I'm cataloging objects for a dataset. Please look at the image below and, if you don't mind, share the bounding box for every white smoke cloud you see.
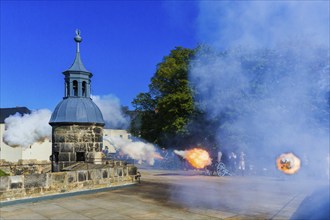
[91,94,130,129]
[108,136,159,165]
[3,95,131,149]
[197,1,329,49]
[3,109,52,148]
[173,2,329,215]
[191,1,329,176]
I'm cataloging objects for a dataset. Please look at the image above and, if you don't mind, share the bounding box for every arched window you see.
[82,81,86,97]
[73,80,78,96]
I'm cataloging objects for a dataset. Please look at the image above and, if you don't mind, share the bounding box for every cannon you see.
[216,162,232,176]
[205,161,231,176]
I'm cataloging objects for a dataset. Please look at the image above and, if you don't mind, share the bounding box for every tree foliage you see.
[130,47,196,147]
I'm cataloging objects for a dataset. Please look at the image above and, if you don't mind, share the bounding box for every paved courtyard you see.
[0,168,328,219]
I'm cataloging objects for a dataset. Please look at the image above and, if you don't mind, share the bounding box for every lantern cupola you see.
[63,29,92,98]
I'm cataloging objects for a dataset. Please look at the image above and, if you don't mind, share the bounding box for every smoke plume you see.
[91,94,130,129]
[107,136,160,165]
[191,1,329,176]
[197,1,329,49]
[169,1,329,215]
[3,109,52,148]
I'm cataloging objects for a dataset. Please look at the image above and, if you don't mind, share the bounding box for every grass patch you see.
[0,169,9,176]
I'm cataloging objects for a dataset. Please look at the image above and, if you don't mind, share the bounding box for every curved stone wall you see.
[52,124,103,171]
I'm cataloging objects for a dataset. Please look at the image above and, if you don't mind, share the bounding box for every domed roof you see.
[49,97,104,125]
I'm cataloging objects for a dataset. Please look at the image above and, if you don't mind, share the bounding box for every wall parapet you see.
[0,160,51,176]
[0,165,138,202]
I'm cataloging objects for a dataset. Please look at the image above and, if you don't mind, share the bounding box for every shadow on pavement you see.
[291,185,329,220]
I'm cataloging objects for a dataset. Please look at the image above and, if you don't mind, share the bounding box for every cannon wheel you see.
[216,162,231,176]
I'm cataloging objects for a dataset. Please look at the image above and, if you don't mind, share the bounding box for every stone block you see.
[113,168,118,177]
[51,172,66,184]
[69,152,76,162]
[25,187,42,196]
[66,133,78,142]
[109,168,114,178]
[67,182,80,191]
[10,182,22,189]
[93,127,102,134]
[86,144,93,152]
[78,171,86,182]
[67,172,77,183]
[0,191,5,200]
[118,168,123,177]
[95,143,102,152]
[82,134,93,142]
[89,169,102,180]
[9,176,23,189]
[88,152,102,164]
[43,186,55,194]
[55,126,62,131]
[24,173,47,188]
[60,143,74,152]
[55,135,65,143]
[58,152,70,161]
[77,125,89,131]
[102,170,108,179]
[74,143,87,152]
[67,176,74,183]
[0,176,9,190]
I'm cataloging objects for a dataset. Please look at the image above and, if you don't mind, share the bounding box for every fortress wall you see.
[0,164,138,202]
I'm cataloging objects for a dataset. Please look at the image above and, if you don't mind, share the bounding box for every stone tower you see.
[49,30,105,172]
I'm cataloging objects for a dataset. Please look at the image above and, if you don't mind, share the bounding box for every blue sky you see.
[1,1,328,112]
[1,1,198,110]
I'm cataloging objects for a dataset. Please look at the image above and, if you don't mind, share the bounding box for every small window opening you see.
[82,81,86,97]
[73,80,78,96]
[76,152,85,162]
[66,82,70,96]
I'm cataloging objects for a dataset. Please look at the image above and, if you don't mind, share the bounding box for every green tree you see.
[131,47,196,147]
[131,93,160,143]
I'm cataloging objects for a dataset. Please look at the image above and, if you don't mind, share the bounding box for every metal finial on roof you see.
[74,29,82,43]
[65,29,89,73]
[74,29,82,53]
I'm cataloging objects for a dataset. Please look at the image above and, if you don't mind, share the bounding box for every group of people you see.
[205,150,247,176]
[153,147,249,175]
[103,144,329,180]
[227,151,247,175]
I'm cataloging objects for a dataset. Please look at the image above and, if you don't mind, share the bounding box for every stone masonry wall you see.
[52,124,103,170]
[0,165,137,202]
[0,160,51,176]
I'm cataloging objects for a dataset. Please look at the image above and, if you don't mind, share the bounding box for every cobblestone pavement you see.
[0,168,328,219]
